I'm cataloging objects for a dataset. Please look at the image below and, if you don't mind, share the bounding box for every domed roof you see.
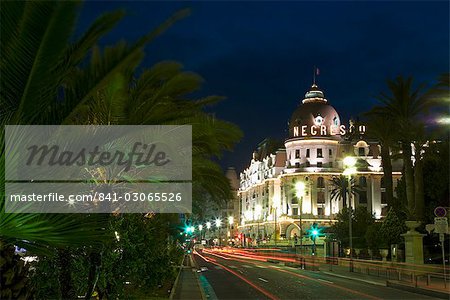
[288,84,341,139]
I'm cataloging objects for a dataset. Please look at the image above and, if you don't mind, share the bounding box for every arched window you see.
[359,176,367,187]
[317,177,325,188]
[380,177,385,188]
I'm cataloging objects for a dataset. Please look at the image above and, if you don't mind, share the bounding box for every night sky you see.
[79,1,449,172]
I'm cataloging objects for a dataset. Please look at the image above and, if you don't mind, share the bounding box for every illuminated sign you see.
[292,124,366,137]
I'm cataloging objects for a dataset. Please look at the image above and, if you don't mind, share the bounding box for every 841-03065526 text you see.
[9,192,184,203]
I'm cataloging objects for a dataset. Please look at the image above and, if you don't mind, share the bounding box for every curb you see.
[321,271,386,287]
[169,255,186,300]
[387,281,450,299]
[190,253,208,300]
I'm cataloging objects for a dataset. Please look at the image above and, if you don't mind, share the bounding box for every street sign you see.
[434,217,449,234]
[434,207,447,217]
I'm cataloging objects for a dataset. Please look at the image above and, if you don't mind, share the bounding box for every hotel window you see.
[329,162,333,168]
[359,191,367,204]
[293,208,299,215]
[317,162,323,168]
[329,149,333,156]
[295,149,300,158]
[306,161,310,167]
[291,196,298,204]
[317,148,323,158]
[317,177,325,188]
[358,147,365,156]
[317,207,324,216]
[381,191,387,204]
[317,191,325,203]
[295,162,300,168]
[380,177,385,188]
[306,149,310,158]
[359,176,367,187]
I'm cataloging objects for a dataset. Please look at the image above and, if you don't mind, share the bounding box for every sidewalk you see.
[171,254,205,300]
[318,263,387,286]
[317,261,450,299]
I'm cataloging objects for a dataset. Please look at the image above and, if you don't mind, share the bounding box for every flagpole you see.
[313,65,316,85]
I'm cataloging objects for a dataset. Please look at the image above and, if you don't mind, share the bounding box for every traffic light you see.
[309,223,321,241]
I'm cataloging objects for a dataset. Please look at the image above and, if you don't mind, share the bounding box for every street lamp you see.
[295,181,306,247]
[206,222,211,229]
[343,156,357,272]
[199,224,203,239]
[228,216,234,246]
[215,218,222,246]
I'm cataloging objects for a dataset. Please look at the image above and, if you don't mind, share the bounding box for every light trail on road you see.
[194,249,280,300]
[201,248,383,300]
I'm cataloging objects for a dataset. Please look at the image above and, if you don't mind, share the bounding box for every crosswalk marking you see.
[242,265,253,269]
[229,265,238,269]
[214,266,223,270]
[255,265,267,268]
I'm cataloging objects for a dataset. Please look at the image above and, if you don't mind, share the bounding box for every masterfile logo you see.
[5,125,192,213]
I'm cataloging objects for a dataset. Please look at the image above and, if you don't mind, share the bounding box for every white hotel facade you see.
[237,84,403,244]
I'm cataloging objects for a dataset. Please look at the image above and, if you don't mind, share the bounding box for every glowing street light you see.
[244,210,252,221]
[190,226,195,233]
[199,224,203,231]
[206,222,211,230]
[215,218,222,228]
[343,156,357,168]
[295,181,305,197]
[228,216,234,225]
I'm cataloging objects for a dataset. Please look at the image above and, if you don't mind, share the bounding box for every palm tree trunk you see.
[84,251,102,300]
[57,248,76,299]
[414,152,425,221]
[402,142,415,219]
[380,144,394,207]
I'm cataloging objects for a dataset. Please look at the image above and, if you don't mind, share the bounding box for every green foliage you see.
[365,222,384,250]
[0,244,32,299]
[422,140,449,224]
[380,208,407,246]
[329,175,360,207]
[331,206,375,248]
[95,214,183,299]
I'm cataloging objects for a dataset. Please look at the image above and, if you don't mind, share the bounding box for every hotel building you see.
[237,83,403,245]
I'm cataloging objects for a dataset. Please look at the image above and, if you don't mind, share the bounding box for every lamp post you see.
[295,181,306,248]
[255,204,262,246]
[199,224,203,240]
[228,216,234,246]
[343,156,357,272]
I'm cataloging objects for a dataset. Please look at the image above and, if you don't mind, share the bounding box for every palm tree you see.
[329,175,359,208]
[363,112,398,208]
[1,2,190,297]
[371,76,435,219]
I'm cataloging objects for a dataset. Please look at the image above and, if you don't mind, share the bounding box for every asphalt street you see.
[193,249,439,300]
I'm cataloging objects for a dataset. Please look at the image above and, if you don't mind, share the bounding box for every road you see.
[192,248,438,300]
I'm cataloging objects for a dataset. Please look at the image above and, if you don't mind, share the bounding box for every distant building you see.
[237,83,403,245]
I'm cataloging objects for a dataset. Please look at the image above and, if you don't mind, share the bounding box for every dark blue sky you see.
[79,1,449,171]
